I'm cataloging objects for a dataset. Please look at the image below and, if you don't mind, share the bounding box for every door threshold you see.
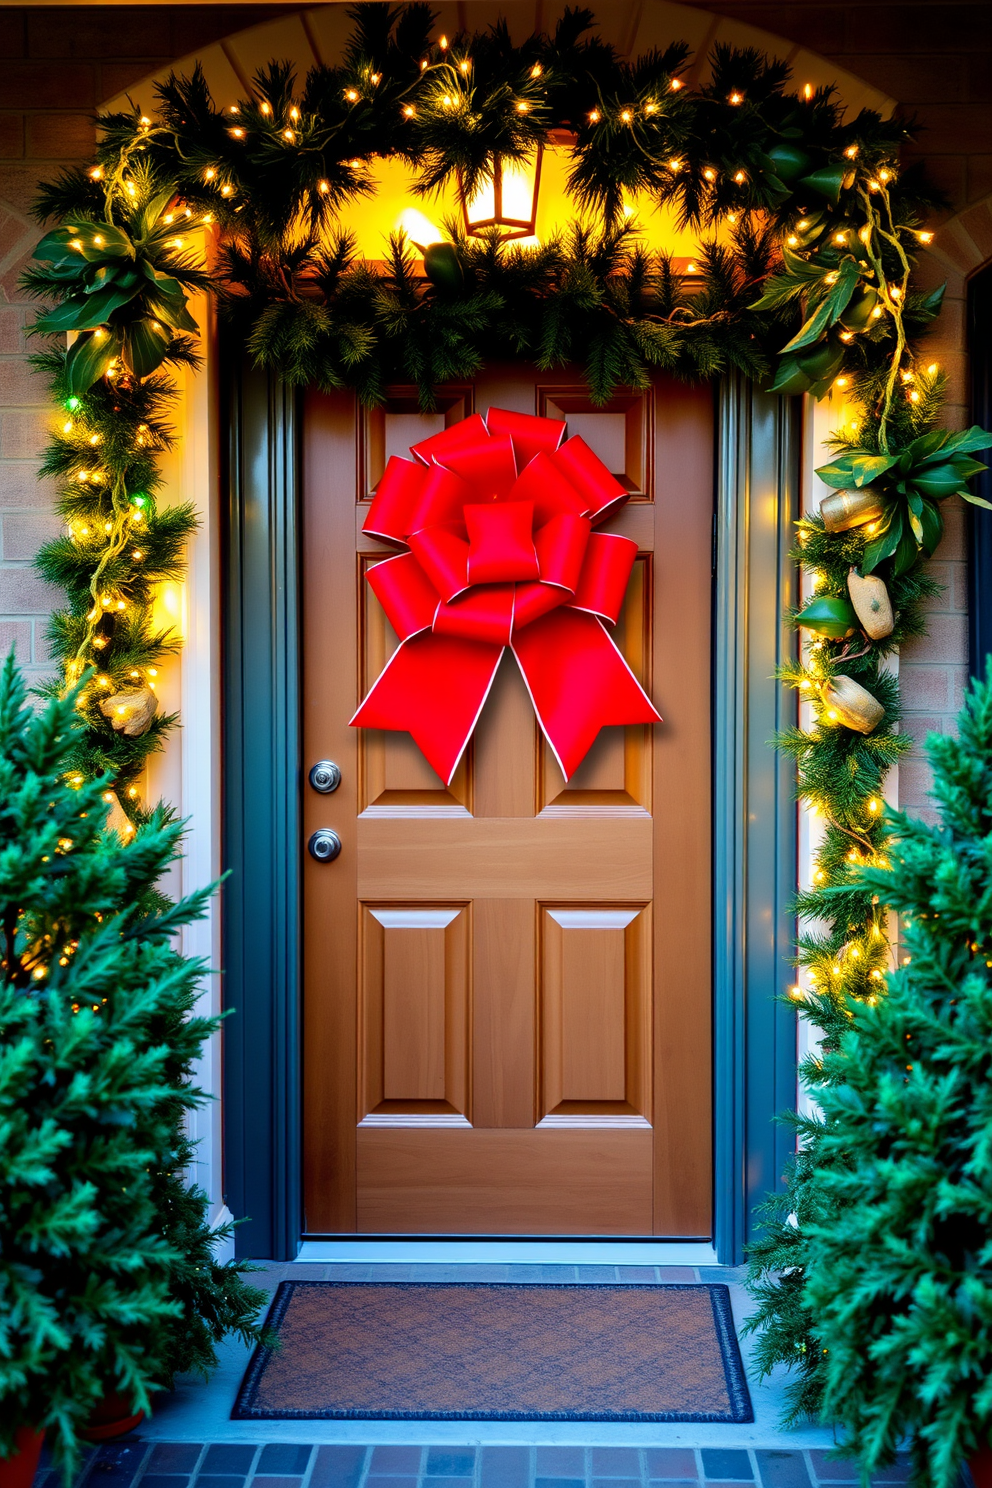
[295,1239,719,1265]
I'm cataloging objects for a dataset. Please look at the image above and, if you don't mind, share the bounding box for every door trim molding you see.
[221,360,798,1262]
[221,355,302,1260]
[713,375,800,1264]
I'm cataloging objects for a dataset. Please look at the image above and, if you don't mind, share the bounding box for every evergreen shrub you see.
[0,654,264,1467]
[797,666,992,1486]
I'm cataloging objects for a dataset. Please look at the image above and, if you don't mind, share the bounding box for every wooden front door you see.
[301,368,713,1236]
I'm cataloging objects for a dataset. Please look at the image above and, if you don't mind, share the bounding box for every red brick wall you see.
[1,2,989,819]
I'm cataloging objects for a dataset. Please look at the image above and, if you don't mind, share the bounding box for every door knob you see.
[309,760,341,793]
[308,829,342,862]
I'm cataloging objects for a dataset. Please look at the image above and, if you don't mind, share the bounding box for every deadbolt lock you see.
[309,760,341,794]
[308,829,342,863]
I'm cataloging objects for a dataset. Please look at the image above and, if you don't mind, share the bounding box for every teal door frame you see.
[220,359,799,1263]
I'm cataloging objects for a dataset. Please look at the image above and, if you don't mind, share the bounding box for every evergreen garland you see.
[0,657,266,1467]
[797,668,992,1487]
[15,1,992,1453]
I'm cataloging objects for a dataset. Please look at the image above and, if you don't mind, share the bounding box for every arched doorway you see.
[102,1,894,1261]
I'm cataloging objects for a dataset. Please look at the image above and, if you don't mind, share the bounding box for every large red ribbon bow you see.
[351,407,661,782]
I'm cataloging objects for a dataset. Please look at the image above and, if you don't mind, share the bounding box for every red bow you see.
[351,407,661,782]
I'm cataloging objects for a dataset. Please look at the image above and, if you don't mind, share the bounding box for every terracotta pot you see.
[969,1448,992,1488]
[0,1428,44,1488]
[80,1394,144,1443]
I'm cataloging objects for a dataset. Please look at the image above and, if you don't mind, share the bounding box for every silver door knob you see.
[309,760,341,793]
[308,829,342,862]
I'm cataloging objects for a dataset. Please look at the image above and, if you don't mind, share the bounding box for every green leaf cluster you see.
[816,425,992,576]
[0,657,266,1468]
[798,668,992,1487]
[24,183,208,394]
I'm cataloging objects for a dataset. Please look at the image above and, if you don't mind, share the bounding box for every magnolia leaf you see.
[35,280,140,334]
[795,595,857,638]
[952,456,990,480]
[915,284,945,320]
[913,462,967,498]
[138,189,176,239]
[65,328,122,395]
[906,430,949,463]
[123,318,171,378]
[908,509,924,545]
[939,425,992,456]
[848,453,897,487]
[815,457,857,489]
[781,242,827,280]
[769,357,811,395]
[798,162,846,203]
[861,512,901,574]
[891,521,922,577]
[143,291,198,334]
[34,223,132,266]
[919,500,944,552]
[907,488,924,517]
[781,261,859,355]
[959,489,992,510]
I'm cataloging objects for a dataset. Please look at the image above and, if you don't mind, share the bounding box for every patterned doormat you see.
[233,1282,753,1423]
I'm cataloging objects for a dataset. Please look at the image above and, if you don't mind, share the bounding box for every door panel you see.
[302,368,713,1236]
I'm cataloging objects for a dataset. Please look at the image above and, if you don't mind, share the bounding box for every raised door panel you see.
[540,906,651,1122]
[360,905,470,1124]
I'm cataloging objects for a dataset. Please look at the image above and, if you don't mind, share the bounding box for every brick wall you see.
[0,5,283,683]
[1,1,989,819]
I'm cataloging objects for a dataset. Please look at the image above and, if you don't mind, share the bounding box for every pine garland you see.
[14,2,992,1454]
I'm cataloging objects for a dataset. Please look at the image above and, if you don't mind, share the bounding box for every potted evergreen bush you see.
[0,655,265,1479]
[799,665,992,1488]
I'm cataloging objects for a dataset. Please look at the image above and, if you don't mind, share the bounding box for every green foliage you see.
[27,5,940,411]
[797,668,992,1487]
[0,656,265,1467]
[30,342,197,809]
[816,417,992,576]
[226,216,779,408]
[24,177,208,393]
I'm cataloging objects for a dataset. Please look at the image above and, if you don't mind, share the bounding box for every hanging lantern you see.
[462,152,542,240]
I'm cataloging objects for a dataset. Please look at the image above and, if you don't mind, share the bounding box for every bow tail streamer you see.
[511,608,662,780]
[350,631,503,784]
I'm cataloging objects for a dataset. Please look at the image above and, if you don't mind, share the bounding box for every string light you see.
[588,110,600,124]
[670,78,683,90]
[803,83,813,99]
[729,91,743,104]
[917,230,934,244]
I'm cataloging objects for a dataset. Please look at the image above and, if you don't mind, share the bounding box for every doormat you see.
[233,1281,753,1423]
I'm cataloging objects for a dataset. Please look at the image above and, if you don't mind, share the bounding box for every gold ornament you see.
[847,567,894,639]
[99,684,157,737]
[819,487,885,533]
[822,674,885,734]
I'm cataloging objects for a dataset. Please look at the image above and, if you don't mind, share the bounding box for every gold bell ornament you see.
[819,487,885,533]
[847,567,894,639]
[821,674,885,734]
[99,684,157,737]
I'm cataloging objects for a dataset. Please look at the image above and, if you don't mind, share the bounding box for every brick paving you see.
[33,1442,911,1488]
